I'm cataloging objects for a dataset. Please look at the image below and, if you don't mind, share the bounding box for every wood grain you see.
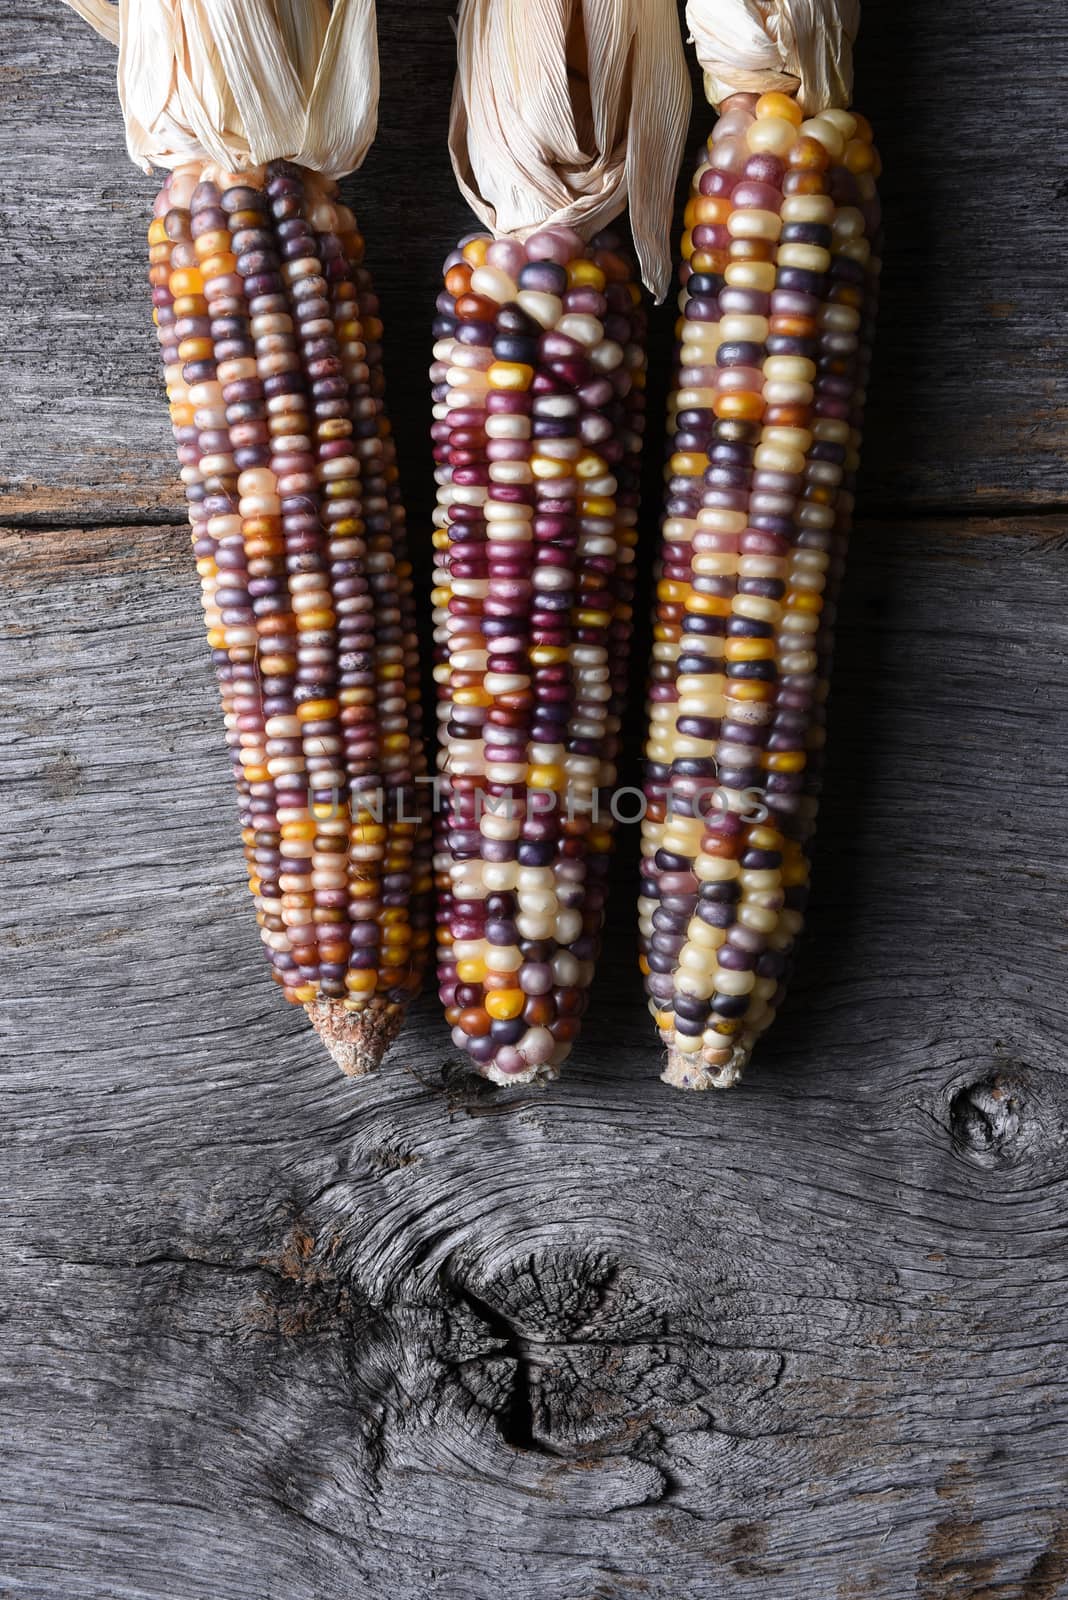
[3,513,1068,1598]
[3,1,1068,521]
[4,1,1068,1595]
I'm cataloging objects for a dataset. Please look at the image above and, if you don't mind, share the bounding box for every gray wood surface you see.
[3,3,1068,1598]
[4,0,1068,521]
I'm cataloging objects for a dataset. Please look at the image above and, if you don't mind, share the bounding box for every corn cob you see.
[640,92,881,1089]
[148,161,431,1074]
[431,228,647,1084]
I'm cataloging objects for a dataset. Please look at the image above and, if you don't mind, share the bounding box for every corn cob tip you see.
[304,998,403,1078]
[480,1056,560,1091]
[661,1045,748,1091]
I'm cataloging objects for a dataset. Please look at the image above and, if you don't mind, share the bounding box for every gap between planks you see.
[5,504,1068,536]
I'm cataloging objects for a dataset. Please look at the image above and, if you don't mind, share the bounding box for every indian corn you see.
[431,228,647,1083]
[148,161,431,1073]
[640,93,881,1088]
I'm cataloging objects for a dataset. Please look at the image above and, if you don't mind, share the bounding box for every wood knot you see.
[949,1073,1024,1164]
[443,1247,706,1472]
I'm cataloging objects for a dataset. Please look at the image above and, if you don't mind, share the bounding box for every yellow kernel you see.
[714,392,764,421]
[844,138,875,174]
[568,260,606,290]
[488,361,534,390]
[728,680,774,703]
[692,195,731,225]
[352,823,387,845]
[199,251,238,280]
[282,820,317,841]
[691,250,726,275]
[178,337,213,362]
[380,909,410,928]
[172,294,207,317]
[687,594,732,618]
[528,765,565,790]
[755,91,803,126]
[297,698,339,721]
[169,267,204,296]
[531,455,571,479]
[486,988,524,1020]
[725,638,774,661]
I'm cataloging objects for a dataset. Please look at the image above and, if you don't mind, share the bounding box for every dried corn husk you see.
[60,0,378,177]
[448,0,690,299]
[685,0,858,113]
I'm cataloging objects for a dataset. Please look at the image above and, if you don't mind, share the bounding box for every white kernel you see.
[557,313,603,347]
[470,264,517,302]
[515,290,563,327]
[727,209,781,241]
[719,314,769,343]
[781,195,835,224]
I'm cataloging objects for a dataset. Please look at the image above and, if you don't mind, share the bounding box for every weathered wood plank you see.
[3,514,1067,1598]
[2,2,1068,521]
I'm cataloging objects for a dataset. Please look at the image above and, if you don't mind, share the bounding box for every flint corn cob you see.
[432,228,647,1083]
[148,161,431,1074]
[641,93,881,1088]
